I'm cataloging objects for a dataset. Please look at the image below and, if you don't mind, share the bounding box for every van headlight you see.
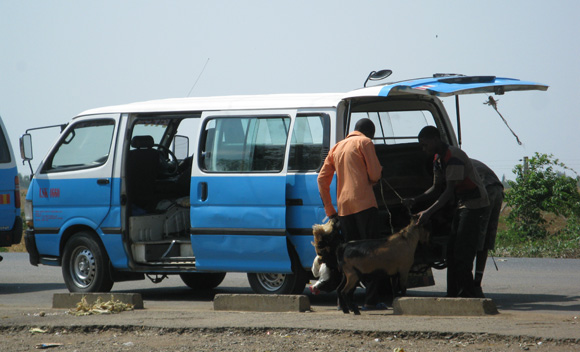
[24,199,34,229]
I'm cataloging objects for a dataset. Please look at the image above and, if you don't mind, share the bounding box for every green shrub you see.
[505,153,580,240]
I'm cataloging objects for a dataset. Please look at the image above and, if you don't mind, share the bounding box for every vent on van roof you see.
[439,76,496,84]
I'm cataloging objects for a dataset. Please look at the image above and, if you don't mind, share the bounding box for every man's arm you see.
[417,180,457,224]
[361,139,382,183]
[317,155,337,217]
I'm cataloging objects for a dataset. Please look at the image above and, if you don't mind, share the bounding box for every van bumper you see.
[0,216,22,247]
[24,229,40,266]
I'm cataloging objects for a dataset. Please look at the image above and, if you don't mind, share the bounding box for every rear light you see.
[14,176,21,209]
[25,199,33,229]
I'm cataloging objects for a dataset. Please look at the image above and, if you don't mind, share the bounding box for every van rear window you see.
[350,110,436,144]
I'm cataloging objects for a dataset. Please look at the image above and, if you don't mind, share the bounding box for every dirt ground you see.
[2,326,579,352]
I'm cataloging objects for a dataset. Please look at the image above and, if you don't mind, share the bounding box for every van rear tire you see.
[179,272,226,290]
[247,271,307,295]
[62,231,114,293]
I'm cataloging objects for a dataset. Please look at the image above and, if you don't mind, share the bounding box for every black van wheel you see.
[62,231,114,293]
[179,272,226,290]
[247,271,307,294]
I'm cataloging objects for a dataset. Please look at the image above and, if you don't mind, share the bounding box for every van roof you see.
[77,75,548,117]
[78,93,347,116]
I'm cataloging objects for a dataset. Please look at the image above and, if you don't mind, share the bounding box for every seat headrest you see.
[131,135,155,149]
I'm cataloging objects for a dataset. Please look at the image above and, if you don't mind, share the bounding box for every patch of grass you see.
[7,242,26,253]
[493,211,580,258]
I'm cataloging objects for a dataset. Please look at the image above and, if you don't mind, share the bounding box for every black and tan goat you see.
[337,217,430,315]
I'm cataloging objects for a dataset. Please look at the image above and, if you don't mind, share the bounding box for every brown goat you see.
[337,217,430,315]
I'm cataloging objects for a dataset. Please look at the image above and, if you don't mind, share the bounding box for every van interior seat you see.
[127,135,161,212]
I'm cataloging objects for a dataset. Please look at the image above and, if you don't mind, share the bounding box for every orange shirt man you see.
[317,118,383,240]
[317,118,384,309]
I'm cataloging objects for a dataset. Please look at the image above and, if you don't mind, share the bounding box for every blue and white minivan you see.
[20,73,547,293]
[0,116,22,254]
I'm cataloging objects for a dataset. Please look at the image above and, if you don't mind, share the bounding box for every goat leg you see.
[336,276,350,314]
[399,270,409,296]
[349,289,361,315]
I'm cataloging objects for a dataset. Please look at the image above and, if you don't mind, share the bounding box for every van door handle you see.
[97,178,110,185]
[200,182,208,201]
[286,198,303,206]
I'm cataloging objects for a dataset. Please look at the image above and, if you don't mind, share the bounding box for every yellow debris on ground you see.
[68,296,134,316]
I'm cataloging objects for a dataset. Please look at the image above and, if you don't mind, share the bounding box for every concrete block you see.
[393,297,498,316]
[53,293,144,309]
[213,294,310,312]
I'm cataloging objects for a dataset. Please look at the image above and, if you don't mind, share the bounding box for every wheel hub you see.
[71,248,96,288]
[256,273,285,292]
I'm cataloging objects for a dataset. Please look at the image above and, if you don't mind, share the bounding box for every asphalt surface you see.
[1,253,579,342]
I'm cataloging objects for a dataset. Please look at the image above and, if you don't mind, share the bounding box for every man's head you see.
[354,118,375,139]
[418,125,443,156]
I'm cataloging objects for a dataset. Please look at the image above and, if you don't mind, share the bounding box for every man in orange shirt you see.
[317,118,384,309]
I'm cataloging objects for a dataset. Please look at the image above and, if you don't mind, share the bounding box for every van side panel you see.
[99,233,127,269]
[285,173,337,269]
[0,116,21,246]
[31,177,112,234]
[0,169,19,230]
[98,177,128,269]
[190,234,291,273]
[190,175,292,273]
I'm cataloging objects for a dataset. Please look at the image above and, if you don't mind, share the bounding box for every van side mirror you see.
[364,69,393,87]
[20,133,33,161]
[172,135,189,160]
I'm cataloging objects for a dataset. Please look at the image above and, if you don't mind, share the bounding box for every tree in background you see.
[505,153,580,240]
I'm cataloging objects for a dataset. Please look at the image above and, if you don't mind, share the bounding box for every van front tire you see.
[247,271,307,295]
[62,232,114,293]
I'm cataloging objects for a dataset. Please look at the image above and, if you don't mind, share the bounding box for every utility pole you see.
[523,156,529,176]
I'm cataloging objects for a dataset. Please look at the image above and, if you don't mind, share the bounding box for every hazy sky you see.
[1,1,579,179]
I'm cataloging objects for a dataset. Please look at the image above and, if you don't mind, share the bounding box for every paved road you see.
[1,253,579,315]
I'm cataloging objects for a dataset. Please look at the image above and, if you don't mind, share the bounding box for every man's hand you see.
[417,210,431,225]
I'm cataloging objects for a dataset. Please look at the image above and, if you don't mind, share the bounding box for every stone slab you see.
[53,293,144,309]
[393,297,498,316]
[213,294,310,312]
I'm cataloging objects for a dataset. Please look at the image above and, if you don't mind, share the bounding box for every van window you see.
[200,116,290,172]
[0,125,10,163]
[288,114,327,171]
[43,119,115,172]
[350,110,436,144]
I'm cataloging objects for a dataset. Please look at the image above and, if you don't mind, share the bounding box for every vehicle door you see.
[190,110,295,273]
[30,116,119,257]
[285,112,332,269]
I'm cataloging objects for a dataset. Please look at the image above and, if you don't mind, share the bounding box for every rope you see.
[379,177,413,235]
[379,180,395,235]
[484,96,523,146]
